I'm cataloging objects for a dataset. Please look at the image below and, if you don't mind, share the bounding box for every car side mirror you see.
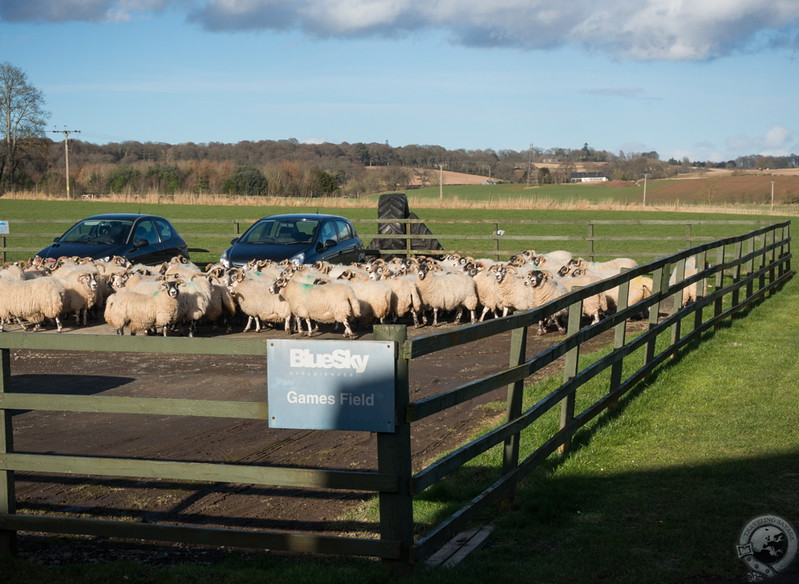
[53,236,61,243]
[324,239,337,250]
[133,239,149,249]
[230,237,240,245]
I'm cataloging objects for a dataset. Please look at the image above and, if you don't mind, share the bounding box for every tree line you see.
[2,62,797,198]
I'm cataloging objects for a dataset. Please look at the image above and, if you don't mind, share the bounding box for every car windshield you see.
[239,218,318,245]
[60,219,133,244]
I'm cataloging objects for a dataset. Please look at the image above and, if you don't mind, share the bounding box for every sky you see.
[1,0,798,163]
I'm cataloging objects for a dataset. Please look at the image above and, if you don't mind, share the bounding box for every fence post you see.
[0,347,17,557]
[587,223,595,262]
[783,223,792,275]
[608,274,630,410]
[374,325,414,569]
[693,250,707,332]
[764,230,774,290]
[493,223,501,259]
[559,295,582,454]
[745,236,756,301]
[1,236,5,263]
[714,245,726,324]
[731,240,743,309]
[669,259,686,348]
[404,219,412,259]
[501,325,527,509]
[756,233,768,294]
[646,266,667,366]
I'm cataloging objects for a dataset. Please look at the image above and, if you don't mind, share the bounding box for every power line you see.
[51,128,81,198]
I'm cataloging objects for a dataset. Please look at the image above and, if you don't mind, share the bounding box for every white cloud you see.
[763,125,794,149]
[723,125,795,158]
[3,0,798,61]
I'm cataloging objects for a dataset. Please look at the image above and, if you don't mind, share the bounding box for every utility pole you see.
[51,128,81,198]
[438,163,444,201]
[770,180,775,207]
[526,144,537,187]
[642,173,649,206]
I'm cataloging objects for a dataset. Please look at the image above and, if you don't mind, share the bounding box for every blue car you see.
[36,213,190,266]
[220,214,364,268]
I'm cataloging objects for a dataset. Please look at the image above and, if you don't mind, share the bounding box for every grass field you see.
[1,197,791,266]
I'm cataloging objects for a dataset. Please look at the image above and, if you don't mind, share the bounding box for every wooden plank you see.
[0,514,401,559]
[0,394,268,419]
[424,525,494,568]
[0,453,397,492]
[0,332,267,356]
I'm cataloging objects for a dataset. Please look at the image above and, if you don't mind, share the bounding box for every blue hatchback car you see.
[35,213,190,266]
[220,214,365,268]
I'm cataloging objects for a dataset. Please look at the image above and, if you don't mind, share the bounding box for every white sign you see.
[0,220,8,234]
[267,339,396,432]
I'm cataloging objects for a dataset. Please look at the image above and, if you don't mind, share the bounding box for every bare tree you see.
[0,62,49,192]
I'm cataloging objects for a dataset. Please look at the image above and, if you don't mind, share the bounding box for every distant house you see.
[570,172,608,183]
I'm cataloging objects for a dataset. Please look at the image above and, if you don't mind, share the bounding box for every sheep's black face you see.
[165,281,181,297]
[529,271,545,287]
[268,279,286,295]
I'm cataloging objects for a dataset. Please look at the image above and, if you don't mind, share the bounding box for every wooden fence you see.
[0,218,776,265]
[0,220,792,568]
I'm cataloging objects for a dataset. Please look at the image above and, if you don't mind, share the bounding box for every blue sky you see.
[1,1,798,162]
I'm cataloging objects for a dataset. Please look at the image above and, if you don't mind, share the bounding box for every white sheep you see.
[371,265,423,327]
[473,264,507,321]
[226,269,292,333]
[526,270,569,335]
[103,279,182,336]
[555,268,610,325]
[412,263,478,327]
[605,275,653,317]
[268,274,361,338]
[0,274,66,332]
[568,257,638,275]
[345,278,393,328]
[54,271,100,326]
[495,265,537,316]
[203,273,238,331]
[159,269,211,336]
[669,256,704,305]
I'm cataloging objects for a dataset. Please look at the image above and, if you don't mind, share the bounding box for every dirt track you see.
[6,317,628,562]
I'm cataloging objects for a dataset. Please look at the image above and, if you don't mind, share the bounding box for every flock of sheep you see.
[0,247,692,338]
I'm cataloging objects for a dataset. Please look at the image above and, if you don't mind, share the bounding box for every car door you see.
[333,219,363,263]
[315,219,342,262]
[129,218,166,265]
[153,217,188,261]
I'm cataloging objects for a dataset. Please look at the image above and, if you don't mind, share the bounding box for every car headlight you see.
[290,252,305,265]
[219,250,230,269]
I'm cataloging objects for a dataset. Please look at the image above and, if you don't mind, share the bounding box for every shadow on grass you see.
[483,450,799,584]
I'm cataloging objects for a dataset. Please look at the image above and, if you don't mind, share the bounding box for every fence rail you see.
[0,218,775,265]
[0,220,792,568]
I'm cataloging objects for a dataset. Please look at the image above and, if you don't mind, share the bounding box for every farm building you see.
[570,171,609,183]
